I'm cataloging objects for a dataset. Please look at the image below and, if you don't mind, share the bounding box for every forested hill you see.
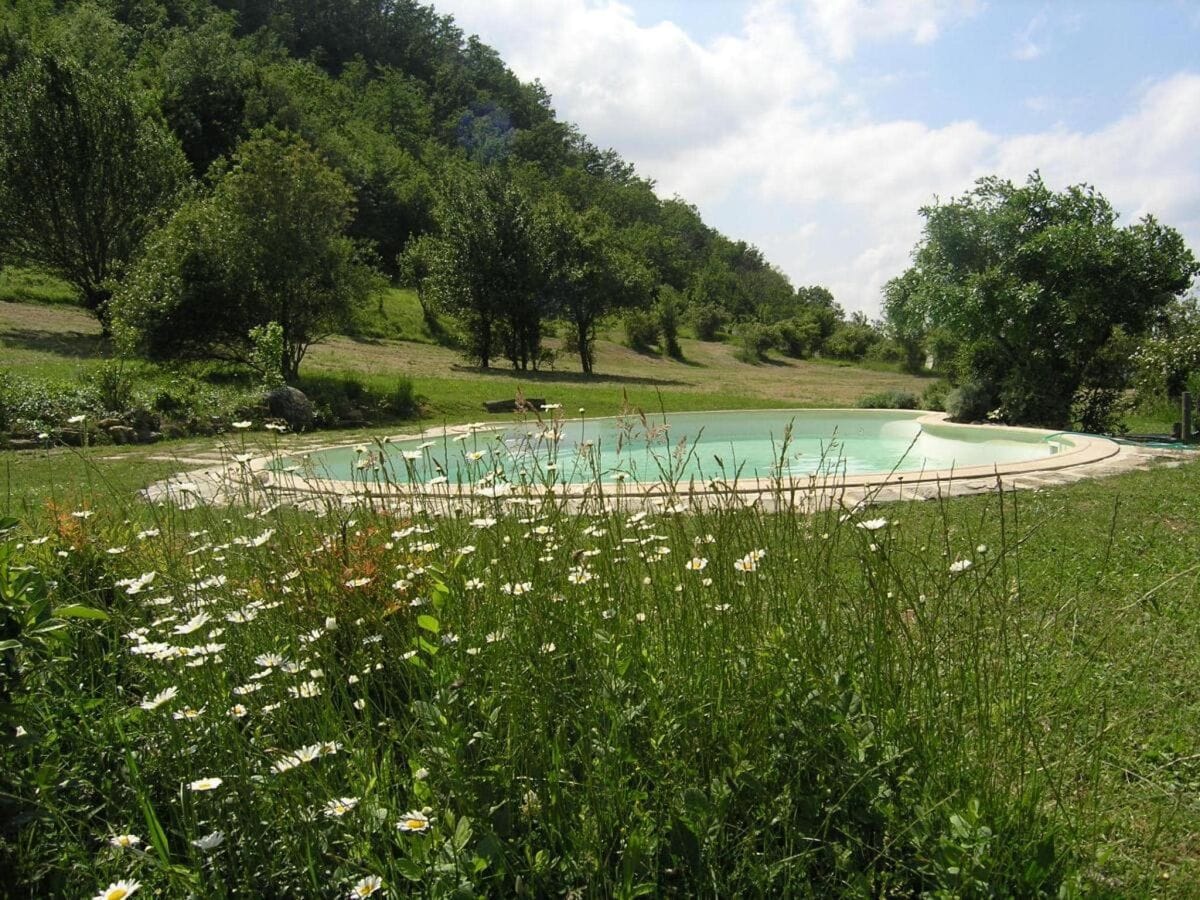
[0,0,850,377]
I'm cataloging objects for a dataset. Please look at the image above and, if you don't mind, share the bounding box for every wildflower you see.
[108,834,142,849]
[173,612,211,635]
[324,797,359,818]
[232,420,252,429]
[685,557,708,571]
[470,516,497,528]
[414,767,430,781]
[191,830,225,851]
[255,652,284,668]
[464,578,484,590]
[345,577,372,588]
[140,686,178,711]
[857,518,888,531]
[71,509,94,519]
[501,581,532,595]
[172,706,204,721]
[541,642,556,653]
[289,681,322,699]
[188,777,223,792]
[68,414,87,425]
[949,559,973,573]
[233,452,254,463]
[228,704,248,718]
[349,875,384,898]
[93,880,140,900]
[320,740,344,756]
[233,683,262,695]
[397,810,431,833]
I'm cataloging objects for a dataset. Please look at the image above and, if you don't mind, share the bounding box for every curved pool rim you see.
[241,409,1123,499]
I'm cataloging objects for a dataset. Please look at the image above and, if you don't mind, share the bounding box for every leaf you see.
[54,604,109,621]
[0,639,20,652]
[396,859,425,882]
[417,614,440,634]
[453,815,473,853]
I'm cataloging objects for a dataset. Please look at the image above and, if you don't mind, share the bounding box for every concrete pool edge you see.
[144,409,1154,509]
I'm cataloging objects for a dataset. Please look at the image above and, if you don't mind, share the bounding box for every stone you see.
[98,417,125,430]
[265,386,314,430]
[108,425,137,444]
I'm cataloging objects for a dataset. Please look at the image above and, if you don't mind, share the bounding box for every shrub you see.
[773,317,820,358]
[944,381,993,422]
[624,309,660,353]
[921,379,952,412]
[1070,387,1131,435]
[656,287,684,360]
[857,389,920,409]
[691,303,726,341]
[383,376,419,419]
[735,322,775,363]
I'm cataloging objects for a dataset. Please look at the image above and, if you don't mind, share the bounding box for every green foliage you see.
[921,379,952,412]
[734,321,774,363]
[0,53,189,326]
[113,130,379,381]
[424,166,545,370]
[773,316,821,358]
[944,381,993,422]
[1132,295,1200,406]
[655,285,684,360]
[623,308,660,354]
[824,317,882,361]
[884,173,1200,427]
[857,389,920,409]
[248,321,286,391]
[690,302,726,341]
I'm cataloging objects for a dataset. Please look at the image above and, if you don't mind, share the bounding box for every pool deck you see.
[142,411,1192,514]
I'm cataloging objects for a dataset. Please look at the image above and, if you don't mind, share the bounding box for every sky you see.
[431,0,1200,317]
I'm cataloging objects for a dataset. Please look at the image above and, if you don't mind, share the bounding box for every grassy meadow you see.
[2,277,1200,897]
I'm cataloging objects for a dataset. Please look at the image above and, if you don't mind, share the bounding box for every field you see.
[3,283,1200,897]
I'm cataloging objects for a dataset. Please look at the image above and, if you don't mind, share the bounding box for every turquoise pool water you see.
[274,410,1073,487]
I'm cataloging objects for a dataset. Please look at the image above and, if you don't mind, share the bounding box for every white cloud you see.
[1012,10,1047,61]
[801,0,982,60]
[434,1,1200,315]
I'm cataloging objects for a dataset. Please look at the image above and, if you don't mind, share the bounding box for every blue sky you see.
[435,0,1200,314]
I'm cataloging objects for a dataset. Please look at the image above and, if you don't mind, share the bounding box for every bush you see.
[944,381,993,422]
[657,287,684,360]
[691,303,726,341]
[857,389,920,409]
[383,376,419,419]
[1070,387,1131,435]
[735,322,774,363]
[773,317,820,358]
[624,309,660,354]
[921,379,952,412]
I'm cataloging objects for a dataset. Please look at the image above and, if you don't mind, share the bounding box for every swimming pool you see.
[270,409,1100,490]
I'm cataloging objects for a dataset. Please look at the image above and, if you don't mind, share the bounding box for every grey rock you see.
[108,425,137,444]
[265,386,314,430]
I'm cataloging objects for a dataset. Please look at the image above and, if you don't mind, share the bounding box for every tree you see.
[539,198,652,374]
[113,130,378,381]
[884,173,1198,426]
[0,54,189,328]
[425,166,545,369]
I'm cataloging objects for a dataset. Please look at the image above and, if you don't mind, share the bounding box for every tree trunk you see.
[83,285,114,337]
[576,319,593,375]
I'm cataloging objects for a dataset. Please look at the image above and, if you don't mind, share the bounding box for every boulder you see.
[265,386,314,430]
[108,425,137,444]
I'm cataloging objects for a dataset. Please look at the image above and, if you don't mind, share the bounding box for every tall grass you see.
[0,429,1113,897]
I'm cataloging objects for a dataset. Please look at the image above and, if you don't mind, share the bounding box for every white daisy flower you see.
[93,880,140,900]
[397,810,431,833]
[139,686,179,711]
